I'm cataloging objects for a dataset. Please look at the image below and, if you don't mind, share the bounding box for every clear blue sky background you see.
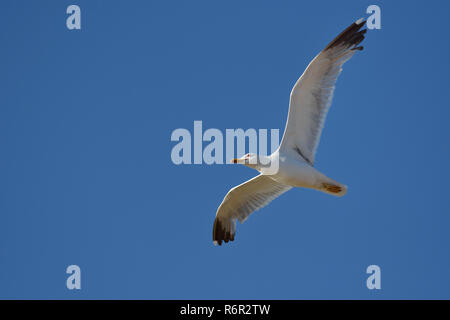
[1,0,450,299]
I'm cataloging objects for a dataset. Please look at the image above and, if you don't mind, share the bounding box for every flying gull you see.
[213,18,367,245]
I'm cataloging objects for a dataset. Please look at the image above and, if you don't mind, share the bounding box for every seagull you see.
[212,19,367,245]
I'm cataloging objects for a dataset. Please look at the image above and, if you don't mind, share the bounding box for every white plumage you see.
[213,19,367,245]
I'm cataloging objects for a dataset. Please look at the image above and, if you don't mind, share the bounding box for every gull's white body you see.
[212,19,367,245]
[262,150,344,196]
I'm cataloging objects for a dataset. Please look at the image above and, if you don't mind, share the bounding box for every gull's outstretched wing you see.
[279,19,367,165]
[213,175,291,245]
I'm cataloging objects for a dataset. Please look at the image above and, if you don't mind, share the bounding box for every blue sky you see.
[1,0,450,299]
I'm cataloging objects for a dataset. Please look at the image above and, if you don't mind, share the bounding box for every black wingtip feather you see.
[213,218,235,246]
[323,19,367,52]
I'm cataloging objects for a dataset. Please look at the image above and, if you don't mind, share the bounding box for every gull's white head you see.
[231,153,257,165]
[231,153,279,175]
